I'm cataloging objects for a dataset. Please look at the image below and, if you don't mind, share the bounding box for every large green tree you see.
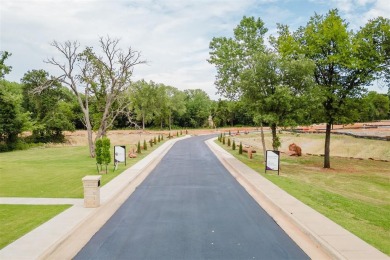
[0,52,30,151]
[129,80,158,130]
[273,9,390,168]
[209,16,315,151]
[21,70,76,142]
[360,92,390,121]
[182,89,212,128]
[0,80,30,151]
[161,85,186,130]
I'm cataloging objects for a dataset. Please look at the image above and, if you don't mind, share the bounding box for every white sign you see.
[266,150,279,171]
[114,146,126,163]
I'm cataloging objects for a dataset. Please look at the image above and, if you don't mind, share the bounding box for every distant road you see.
[75,135,308,259]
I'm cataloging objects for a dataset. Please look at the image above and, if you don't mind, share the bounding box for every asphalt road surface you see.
[75,135,308,260]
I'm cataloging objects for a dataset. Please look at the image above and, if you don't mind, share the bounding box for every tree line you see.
[1,9,389,168]
[208,9,390,168]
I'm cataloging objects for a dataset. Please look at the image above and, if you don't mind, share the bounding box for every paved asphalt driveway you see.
[75,135,308,260]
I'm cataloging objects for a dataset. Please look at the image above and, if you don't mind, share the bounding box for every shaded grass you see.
[0,142,164,198]
[216,140,390,255]
[0,204,71,249]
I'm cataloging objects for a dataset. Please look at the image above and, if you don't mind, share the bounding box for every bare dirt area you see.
[295,120,390,139]
[62,129,220,147]
[60,121,389,161]
[223,121,390,162]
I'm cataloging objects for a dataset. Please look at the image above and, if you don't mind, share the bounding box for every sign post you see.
[265,150,280,175]
[114,145,126,170]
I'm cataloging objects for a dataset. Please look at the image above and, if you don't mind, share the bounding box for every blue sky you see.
[1,0,389,99]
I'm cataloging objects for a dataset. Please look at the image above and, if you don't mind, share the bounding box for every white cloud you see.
[1,0,388,99]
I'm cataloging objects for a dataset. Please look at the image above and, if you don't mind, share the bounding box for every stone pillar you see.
[82,175,101,208]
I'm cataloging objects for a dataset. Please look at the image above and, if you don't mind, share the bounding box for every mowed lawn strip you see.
[0,141,164,198]
[0,204,71,249]
[216,141,390,256]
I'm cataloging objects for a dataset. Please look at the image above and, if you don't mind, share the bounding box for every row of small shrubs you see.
[138,134,165,152]
[95,132,184,173]
[218,133,243,154]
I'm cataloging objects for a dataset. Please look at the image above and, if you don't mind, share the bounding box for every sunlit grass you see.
[0,204,71,249]
[0,141,165,198]
[216,140,390,255]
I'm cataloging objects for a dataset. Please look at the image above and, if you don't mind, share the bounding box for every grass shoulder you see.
[0,139,166,198]
[0,204,71,249]
[215,139,390,256]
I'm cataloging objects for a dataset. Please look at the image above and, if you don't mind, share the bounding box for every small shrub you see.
[158,135,161,142]
[154,136,157,144]
[227,138,231,146]
[102,137,111,171]
[95,139,103,170]
[149,139,153,147]
[137,141,141,153]
[143,140,147,150]
[232,140,236,150]
[239,142,243,154]
[222,136,225,145]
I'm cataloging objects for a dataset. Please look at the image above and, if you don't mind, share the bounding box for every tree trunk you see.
[169,114,172,131]
[77,88,95,158]
[142,112,145,130]
[271,123,278,151]
[324,123,331,168]
[260,122,266,163]
[87,126,95,158]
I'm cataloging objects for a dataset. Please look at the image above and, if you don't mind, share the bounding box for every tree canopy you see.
[273,9,390,167]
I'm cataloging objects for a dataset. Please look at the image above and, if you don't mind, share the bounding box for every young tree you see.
[273,10,390,168]
[102,137,111,173]
[45,36,145,157]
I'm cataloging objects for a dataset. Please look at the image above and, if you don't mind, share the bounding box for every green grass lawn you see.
[0,139,166,249]
[0,204,71,249]
[216,141,390,256]
[0,142,164,198]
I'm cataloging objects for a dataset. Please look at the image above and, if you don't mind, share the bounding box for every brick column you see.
[82,175,102,208]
